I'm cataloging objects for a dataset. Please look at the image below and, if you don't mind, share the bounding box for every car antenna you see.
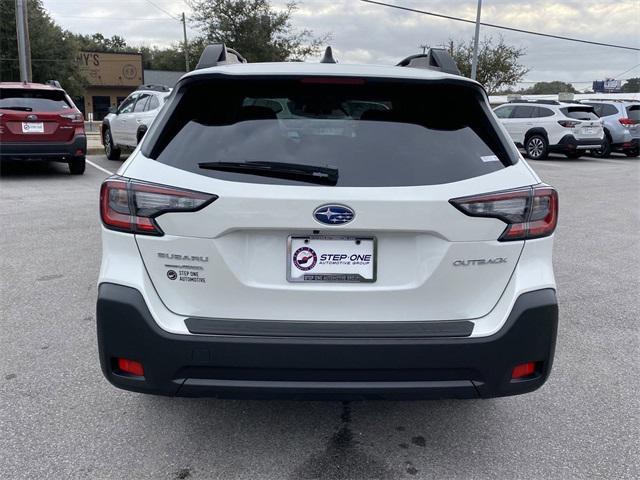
[320,46,337,64]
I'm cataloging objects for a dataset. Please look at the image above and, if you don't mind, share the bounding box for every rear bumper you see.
[550,134,603,152]
[97,283,558,400]
[612,137,639,150]
[0,135,86,160]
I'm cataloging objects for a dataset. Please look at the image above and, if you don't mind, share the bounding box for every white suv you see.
[97,45,559,400]
[101,84,171,160]
[494,100,604,159]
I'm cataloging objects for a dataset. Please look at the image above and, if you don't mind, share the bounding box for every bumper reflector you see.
[117,358,144,377]
[511,362,536,379]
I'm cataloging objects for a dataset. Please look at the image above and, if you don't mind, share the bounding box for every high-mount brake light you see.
[300,77,366,85]
[99,176,217,236]
[450,185,558,241]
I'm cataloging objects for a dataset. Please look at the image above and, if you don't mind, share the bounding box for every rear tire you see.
[69,156,86,175]
[525,135,548,160]
[624,148,639,157]
[591,137,611,158]
[565,151,582,159]
[104,128,121,160]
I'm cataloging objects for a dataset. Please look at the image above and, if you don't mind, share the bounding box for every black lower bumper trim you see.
[185,317,474,338]
[0,135,87,160]
[550,134,603,152]
[97,284,558,399]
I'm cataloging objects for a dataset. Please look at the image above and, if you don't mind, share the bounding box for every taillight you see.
[100,176,217,235]
[557,120,580,128]
[619,117,637,126]
[450,185,558,241]
[60,113,83,123]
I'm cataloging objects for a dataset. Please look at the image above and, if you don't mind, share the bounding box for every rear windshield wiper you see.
[198,161,339,186]
[0,106,33,111]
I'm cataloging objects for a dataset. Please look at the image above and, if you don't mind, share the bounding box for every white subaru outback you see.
[97,45,559,400]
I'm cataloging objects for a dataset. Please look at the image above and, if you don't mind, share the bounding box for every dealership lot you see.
[0,154,638,479]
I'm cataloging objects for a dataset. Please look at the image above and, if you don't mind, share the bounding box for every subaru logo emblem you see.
[313,204,355,225]
[26,114,38,121]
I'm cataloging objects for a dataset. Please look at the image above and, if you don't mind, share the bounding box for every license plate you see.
[287,236,376,283]
[22,122,44,133]
[581,127,595,135]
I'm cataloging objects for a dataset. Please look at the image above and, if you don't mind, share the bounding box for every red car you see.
[0,81,86,174]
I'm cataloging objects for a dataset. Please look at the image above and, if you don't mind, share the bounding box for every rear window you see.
[627,105,640,121]
[560,106,598,120]
[0,88,71,112]
[146,78,513,187]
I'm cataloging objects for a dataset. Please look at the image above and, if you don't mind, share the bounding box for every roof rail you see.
[136,84,170,92]
[195,43,247,70]
[508,99,560,105]
[397,48,461,76]
[580,98,640,103]
[46,80,61,88]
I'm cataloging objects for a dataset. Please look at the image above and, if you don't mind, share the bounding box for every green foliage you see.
[74,33,133,53]
[521,81,577,94]
[0,0,85,96]
[445,35,528,94]
[621,77,640,93]
[140,39,206,71]
[187,0,328,62]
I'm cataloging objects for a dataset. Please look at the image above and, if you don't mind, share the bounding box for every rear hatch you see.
[625,105,640,138]
[559,105,603,138]
[126,75,539,322]
[0,87,79,143]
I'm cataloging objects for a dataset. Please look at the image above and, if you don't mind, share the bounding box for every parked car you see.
[580,99,639,157]
[0,81,86,174]
[493,100,604,159]
[97,45,559,400]
[101,84,171,160]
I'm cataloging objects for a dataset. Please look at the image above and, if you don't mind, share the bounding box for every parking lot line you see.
[86,158,114,175]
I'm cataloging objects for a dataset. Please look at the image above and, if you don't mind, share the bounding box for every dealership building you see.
[76,51,184,120]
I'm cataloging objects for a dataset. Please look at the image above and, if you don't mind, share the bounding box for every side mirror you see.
[108,106,117,114]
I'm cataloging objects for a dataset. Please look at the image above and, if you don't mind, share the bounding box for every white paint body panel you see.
[99,64,556,338]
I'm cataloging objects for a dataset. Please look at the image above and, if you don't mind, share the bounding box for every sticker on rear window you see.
[481,155,500,163]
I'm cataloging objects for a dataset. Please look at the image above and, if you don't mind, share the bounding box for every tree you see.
[187,0,328,62]
[74,33,133,53]
[521,81,577,94]
[622,77,640,93]
[140,39,207,71]
[445,36,528,94]
[0,0,85,96]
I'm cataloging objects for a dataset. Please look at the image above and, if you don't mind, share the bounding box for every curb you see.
[87,147,104,155]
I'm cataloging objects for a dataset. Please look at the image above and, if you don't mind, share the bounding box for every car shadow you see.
[0,159,71,178]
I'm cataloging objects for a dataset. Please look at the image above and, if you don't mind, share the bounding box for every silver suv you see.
[581,100,640,157]
[101,84,172,160]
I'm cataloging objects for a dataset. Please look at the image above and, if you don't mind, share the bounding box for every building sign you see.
[77,51,143,87]
[593,79,622,93]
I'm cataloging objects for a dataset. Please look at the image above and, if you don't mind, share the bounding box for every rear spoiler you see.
[396,49,461,76]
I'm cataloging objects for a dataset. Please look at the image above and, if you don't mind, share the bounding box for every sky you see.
[43,0,640,90]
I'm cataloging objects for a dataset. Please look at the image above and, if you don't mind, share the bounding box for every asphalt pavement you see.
[0,153,638,479]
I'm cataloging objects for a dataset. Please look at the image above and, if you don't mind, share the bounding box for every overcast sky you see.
[43,0,640,89]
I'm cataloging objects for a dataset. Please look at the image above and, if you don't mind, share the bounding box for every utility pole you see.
[470,0,482,81]
[15,0,31,82]
[181,12,190,72]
